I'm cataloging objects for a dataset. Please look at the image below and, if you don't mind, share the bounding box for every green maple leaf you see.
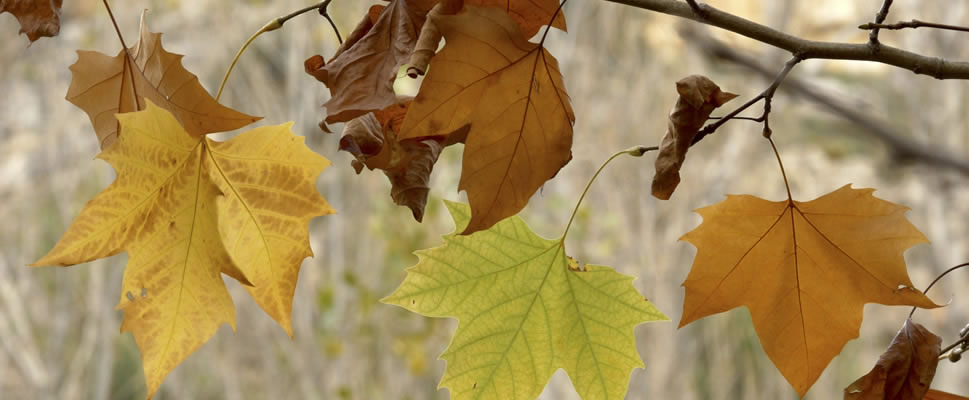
[383,201,668,400]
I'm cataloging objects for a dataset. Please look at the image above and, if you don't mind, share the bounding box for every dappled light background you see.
[2,0,968,399]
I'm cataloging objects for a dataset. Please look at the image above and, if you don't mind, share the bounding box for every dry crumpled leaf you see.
[680,184,940,396]
[305,0,422,124]
[340,99,445,221]
[2,0,63,42]
[33,102,333,398]
[67,11,259,149]
[651,75,736,200]
[399,5,574,235]
[844,319,941,400]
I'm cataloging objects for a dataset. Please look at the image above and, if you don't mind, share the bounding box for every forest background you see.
[1,0,968,399]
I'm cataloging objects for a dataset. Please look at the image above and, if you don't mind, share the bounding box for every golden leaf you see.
[680,184,940,396]
[34,102,332,398]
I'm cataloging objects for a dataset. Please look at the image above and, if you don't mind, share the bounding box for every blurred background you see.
[2,0,968,399]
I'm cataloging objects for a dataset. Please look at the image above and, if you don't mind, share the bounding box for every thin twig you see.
[601,0,969,79]
[685,0,705,18]
[216,0,339,101]
[909,262,969,318]
[691,56,800,145]
[868,0,894,51]
[860,19,969,33]
[680,24,969,175]
[102,0,141,110]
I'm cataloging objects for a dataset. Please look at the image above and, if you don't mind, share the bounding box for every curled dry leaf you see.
[340,99,446,221]
[680,185,940,396]
[67,11,259,149]
[1,0,63,42]
[844,319,941,400]
[651,75,736,200]
[304,0,422,124]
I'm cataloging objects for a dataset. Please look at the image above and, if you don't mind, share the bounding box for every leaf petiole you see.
[561,145,658,241]
[215,0,340,102]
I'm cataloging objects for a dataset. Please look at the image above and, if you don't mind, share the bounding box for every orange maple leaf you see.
[680,184,939,396]
[399,5,574,234]
[66,11,260,149]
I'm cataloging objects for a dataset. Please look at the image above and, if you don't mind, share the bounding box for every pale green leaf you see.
[383,201,668,400]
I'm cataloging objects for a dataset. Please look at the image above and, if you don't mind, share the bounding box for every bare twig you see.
[601,0,969,79]
[691,56,800,144]
[868,0,894,51]
[216,0,340,101]
[680,25,969,175]
[860,19,969,34]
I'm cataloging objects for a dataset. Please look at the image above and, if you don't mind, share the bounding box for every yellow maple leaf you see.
[66,11,260,149]
[399,5,574,235]
[679,184,940,396]
[33,101,332,398]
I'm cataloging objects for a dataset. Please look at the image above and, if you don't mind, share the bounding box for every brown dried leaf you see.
[844,320,942,400]
[651,75,736,200]
[340,100,444,221]
[305,0,422,124]
[67,11,260,149]
[1,0,62,42]
[464,0,567,38]
[398,5,574,235]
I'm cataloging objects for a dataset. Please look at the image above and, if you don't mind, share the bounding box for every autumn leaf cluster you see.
[7,1,968,400]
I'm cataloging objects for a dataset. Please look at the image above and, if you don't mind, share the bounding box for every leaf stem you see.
[215,0,338,102]
[909,262,969,319]
[561,145,658,241]
[767,137,792,202]
[102,0,141,109]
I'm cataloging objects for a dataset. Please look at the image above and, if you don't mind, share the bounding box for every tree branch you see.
[601,0,969,79]
[679,25,969,176]
[692,56,800,144]
[860,19,969,34]
[868,0,894,50]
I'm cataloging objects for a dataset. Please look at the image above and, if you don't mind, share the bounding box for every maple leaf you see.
[33,102,332,398]
[67,11,260,149]
[1,0,62,42]
[399,5,575,235]
[652,75,736,200]
[679,184,940,396]
[844,319,941,400]
[383,201,667,400]
[305,0,422,124]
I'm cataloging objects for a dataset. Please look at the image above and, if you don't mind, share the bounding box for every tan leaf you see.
[464,0,567,38]
[652,75,736,200]
[680,185,940,396]
[1,0,62,42]
[399,5,574,234]
[844,319,942,400]
[305,0,422,124]
[66,11,260,149]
